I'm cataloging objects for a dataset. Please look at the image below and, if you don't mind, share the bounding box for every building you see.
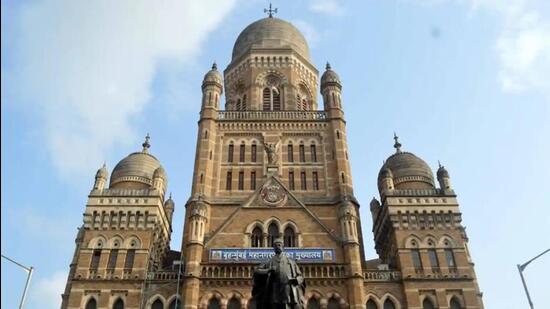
[61,13,484,309]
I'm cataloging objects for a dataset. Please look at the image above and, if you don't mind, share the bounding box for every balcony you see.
[218,111,328,121]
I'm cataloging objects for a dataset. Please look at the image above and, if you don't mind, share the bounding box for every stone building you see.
[61,14,484,309]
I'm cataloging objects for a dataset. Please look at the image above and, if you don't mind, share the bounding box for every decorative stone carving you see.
[260,184,287,206]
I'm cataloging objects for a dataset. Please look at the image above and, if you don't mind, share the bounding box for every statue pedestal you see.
[266,164,279,175]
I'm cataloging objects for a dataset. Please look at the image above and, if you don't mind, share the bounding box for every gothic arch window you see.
[268,223,279,247]
[366,299,378,309]
[300,171,307,190]
[151,299,163,309]
[90,249,101,270]
[251,227,263,247]
[307,298,321,309]
[336,130,341,139]
[449,297,462,309]
[204,130,208,139]
[422,298,435,309]
[207,298,221,309]
[107,249,118,269]
[228,143,234,163]
[251,143,257,162]
[85,298,97,309]
[310,143,317,162]
[284,226,296,248]
[263,87,281,111]
[383,299,396,309]
[240,143,245,162]
[250,171,257,190]
[299,143,306,162]
[288,143,294,162]
[227,297,241,309]
[238,171,244,190]
[169,298,181,309]
[124,249,135,270]
[445,248,457,268]
[312,172,319,191]
[113,298,124,309]
[327,297,340,309]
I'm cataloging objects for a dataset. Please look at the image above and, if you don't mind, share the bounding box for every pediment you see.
[243,175,301,208]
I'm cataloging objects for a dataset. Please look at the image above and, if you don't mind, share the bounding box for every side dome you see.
[203,63,222,85]
[377,135,435,192]
[321,63,341,87]
[232,17,310,61]
[378,152,435,192]
[109,135,165,190]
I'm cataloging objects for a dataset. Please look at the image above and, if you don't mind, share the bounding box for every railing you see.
[218,111,327,121]
[200,264,347,279]
[148,270,180,281]
[363,270,402,282]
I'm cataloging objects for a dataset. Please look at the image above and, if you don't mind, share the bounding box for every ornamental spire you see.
[393,132,402,153]
[264,3,278,18]
[212,62,217,70]
[326,62,331,70]
[142,133,151,153]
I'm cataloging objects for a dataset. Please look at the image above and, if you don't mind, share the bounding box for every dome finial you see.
[438,160,442,168]
[142,133,151,153]
[393,132,402,153]
[169,192,172,199]
[326,62,331,70]
[212,62,217,70]
[264,3,278,18]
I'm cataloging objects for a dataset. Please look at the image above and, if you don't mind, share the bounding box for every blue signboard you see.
[209,248,335,263]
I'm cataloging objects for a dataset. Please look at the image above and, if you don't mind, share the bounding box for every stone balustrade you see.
[200,264,347,279]
[218,111,327,121]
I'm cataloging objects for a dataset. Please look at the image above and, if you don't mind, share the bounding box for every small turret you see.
[201,62,223,110]
[164,193,175,224]
[321,62,342,110]
[152,166,167,196]
[370,197,381,221]
[437,161,452,191]
[338,195,359,244]
[93,163,108,190]
[188,194,208,244]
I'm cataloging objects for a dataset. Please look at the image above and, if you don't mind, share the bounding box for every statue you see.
[252,238,306,309]
[264,141,280,164]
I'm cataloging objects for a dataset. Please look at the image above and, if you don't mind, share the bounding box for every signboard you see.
[209,248,335,263]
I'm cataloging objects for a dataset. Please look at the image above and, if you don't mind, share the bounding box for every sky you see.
[1,0,549,308]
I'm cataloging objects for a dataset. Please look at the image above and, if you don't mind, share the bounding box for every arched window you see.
[228,143,234,163]
[327,297,340,309]
[250,171,256,190]
[85,298,97,309]
[312,172,319,191]
[227,297,241,309]
[307,298,321,309]
[268,223,279,247]
[383,299,396,309]
[411,249,422,271]
[288,143,294,162]
[226,171,232,191]
[263,87,281,111]
[251,227,263,247]
[238,171,244,190]
[124,249,135,270]
[169,299,181,309]
[208,298,221,309]
[445,249,456,268]
[422,298,435,309]
[366,299,378,309]
[449,297,462,309]
[113,298,124,309]
[240,143,245,162]
[251,144,257,162]
[284,227,296,247]
[151,299,163,309]
[236,98,242,111]
[310,144,317,162]
[107,249,118,269]
[299,144,305,162]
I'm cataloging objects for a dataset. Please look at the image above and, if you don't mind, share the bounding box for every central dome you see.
[232,17,310,61]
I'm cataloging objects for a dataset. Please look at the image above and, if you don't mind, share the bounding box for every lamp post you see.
[517,248,550,309]
[1,254,34,309]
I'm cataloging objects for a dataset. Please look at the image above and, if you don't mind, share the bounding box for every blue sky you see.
[1,0,549,308]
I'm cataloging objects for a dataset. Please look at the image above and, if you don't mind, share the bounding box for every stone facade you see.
[61,16,483,309]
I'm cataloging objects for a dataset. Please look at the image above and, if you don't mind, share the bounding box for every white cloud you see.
[28,271,67,309]
[4,0,236,180]
[415,0,550,99]
[309,0,345,16]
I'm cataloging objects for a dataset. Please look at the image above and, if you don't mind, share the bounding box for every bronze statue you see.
[252,238,306,309]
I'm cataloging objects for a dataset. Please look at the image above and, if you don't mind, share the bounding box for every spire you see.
[264,3,278,18]
[438,160,442,168]
[326,62,331,70]
[212,62,217,70]
[393,132,402,153]
[142,133,151,153]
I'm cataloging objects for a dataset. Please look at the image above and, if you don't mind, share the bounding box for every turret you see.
[437,162,452,191]
[369,197,381,222]
[337,195,359,244]
[93,163,108,190]
[152,166,167,196]
[201,62,223,111]
[378,167,394,193]
[188,195,208,244]
[164,193,175,224]
[321,62,342,111]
